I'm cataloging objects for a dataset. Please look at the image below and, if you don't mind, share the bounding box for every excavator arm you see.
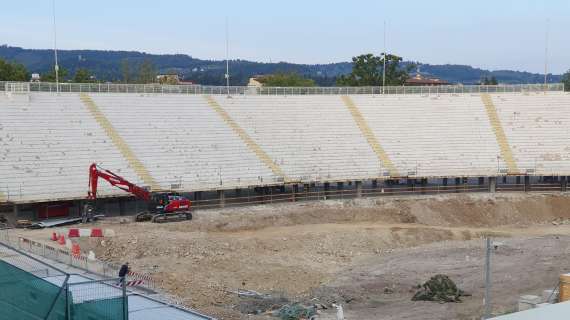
[88,163,151,202]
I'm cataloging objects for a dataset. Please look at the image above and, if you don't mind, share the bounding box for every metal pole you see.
[382,20,387,94]
[483,237,492,319]
[544,19,550,93]
[225,17,230,97]
[122,277,128,320]
[52,0,59,93]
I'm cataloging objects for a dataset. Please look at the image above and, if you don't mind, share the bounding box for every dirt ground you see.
[16,192,570,319]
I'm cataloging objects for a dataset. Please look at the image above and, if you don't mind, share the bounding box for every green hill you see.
[0,45,561,85]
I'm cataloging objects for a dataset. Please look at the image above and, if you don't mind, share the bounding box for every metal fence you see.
[188,179,568,210]
[0,230,156,291]
[0,238,127,320]
[1,81,564,95]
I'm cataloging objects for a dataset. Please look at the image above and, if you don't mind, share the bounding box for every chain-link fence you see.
[1,81,564,95]
[0,240,127,320]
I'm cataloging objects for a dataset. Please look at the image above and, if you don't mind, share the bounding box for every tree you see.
[136,59,157,84]
[121,59,131,83]
[41,67,68,82]
[336,53,412,86]
[257,72,315,87]
[73,69,94,83]
[0,58,29,81]
[481,76,498,85]
[562,70,570,92]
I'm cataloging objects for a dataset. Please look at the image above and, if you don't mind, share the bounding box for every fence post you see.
[122,277,129,320]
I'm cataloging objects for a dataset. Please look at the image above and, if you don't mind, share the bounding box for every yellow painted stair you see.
[80,93,161,190]
[481,93,519,174]
[204,96,288,182]
[341,96,399,177]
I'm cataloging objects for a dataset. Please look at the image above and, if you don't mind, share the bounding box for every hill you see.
[0,45,561,85]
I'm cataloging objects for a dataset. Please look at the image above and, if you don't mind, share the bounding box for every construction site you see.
[2,82,570,319]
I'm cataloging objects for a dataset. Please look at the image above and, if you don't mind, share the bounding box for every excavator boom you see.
[88,163,151,201]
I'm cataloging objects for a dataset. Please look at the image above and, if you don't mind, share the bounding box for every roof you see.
[405,73,450,86]
[491,301,570,320]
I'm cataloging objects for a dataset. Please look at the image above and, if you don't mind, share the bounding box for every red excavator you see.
[86,163,192,223]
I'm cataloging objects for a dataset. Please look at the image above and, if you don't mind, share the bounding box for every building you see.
[30,73,40,82]
[404,73,450,86]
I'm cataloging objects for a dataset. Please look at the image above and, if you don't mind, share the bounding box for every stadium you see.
[2,1,570,318]
[2,78,570,319]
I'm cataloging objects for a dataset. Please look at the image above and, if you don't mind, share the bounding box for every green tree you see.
[336,53,412,86]
[73,68,94,83]
[41,67,68,82]
[257,72,315,87]
[562,70,570,92]
[0,58,29,81]
[482,76,498,85]
[121,59,131,83]
[136,59,157,84]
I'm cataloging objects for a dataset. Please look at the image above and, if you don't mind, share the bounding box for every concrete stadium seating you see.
[351,94,504,177]
[1,90,569,204]
[492,92,570,175]
[0,93,141,202]
[210,95,382,182]
[89,94,278,191]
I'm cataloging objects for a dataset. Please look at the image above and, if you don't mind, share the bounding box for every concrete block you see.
[518,295,542,311]
[542,289,558,303]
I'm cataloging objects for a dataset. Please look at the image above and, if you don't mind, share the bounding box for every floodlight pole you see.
[544,19,550,92]
[382,20,387,94]
[52,0,59,93]
[225,17,230,97]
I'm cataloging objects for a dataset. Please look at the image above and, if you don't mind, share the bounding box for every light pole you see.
[52,0,59,93]
[225,17,230,97]
[382,21,387,94]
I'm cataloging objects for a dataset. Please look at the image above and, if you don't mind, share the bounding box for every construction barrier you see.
[126,279,145,287]
[68,228,80,238]
[90,228,103,237]
[2,233,157,291]
[58,228,113,238]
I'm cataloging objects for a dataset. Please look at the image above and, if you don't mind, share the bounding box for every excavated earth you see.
[18,193,570,319]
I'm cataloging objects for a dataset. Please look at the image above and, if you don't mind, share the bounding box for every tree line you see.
[1,55,569,91]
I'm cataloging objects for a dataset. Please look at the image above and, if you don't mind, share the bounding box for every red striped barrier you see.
[68,229,80,238]
[90,228,103,237]
[126,280,145,287]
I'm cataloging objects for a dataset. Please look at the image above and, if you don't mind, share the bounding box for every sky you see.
[1,0,569,74]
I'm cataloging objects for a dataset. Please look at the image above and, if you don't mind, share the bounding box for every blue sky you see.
[1,0,568,73]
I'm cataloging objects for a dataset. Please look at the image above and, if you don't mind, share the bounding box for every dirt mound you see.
[148,193,570,234]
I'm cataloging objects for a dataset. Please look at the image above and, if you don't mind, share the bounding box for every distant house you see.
[404,73,450,86]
